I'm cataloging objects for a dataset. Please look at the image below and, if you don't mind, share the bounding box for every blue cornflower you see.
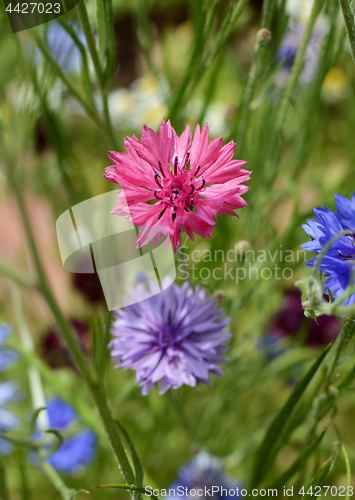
[167,451,242,500]
[301,193,355,306]
[32,22,86,73]
[0,324,21,455]
[276,22,325,86]
[110,278,231,395]
[0,324,19,373]
[39,398,97,474]
[46,22,86,73]
[0,381,21,455]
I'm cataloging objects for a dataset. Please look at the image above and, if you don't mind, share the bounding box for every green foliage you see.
[2,0,355,497]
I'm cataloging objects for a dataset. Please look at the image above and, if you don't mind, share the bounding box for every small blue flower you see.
[167,451,242,500]
[0,324,19,373]
[0,382,21,455]
[276,22,325,86]
[31,22,86,73]
[46,22,86,73]
[0,325,21,455]
[301,193,355,306]
[40,398,97,474]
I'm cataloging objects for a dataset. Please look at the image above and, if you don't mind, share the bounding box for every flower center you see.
[153,155,205,212]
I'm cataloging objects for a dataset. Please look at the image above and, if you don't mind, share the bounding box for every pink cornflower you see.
[104,120,251,252]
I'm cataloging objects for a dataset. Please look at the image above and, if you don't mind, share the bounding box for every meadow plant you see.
[1,0,355,499]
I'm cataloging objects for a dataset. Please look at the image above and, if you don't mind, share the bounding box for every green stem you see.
[77,0,117,147]
[58,17,95,109]
[3,166,135,489]
[137,0,156,74]
[276,0,325,129]
[0,433,39,452]
[308,317,355,440]
[96,0,117,81]
[339,0,355,63]
[168,0,207,122]
[324,317,355,390]
[101,86,118,149]
[232,0,276,147]
[39,456,78,500]
[77,0,104,88]
[30,32,100,127]
[0,262,36,288]
[104,0,117,82]
[10,285,49,431]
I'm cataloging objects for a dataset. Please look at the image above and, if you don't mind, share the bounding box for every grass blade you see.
[267,430,326,490]
[95,484,158,500]
[116,421,144,488]
[303,440,341,499]
[250,343,332,487]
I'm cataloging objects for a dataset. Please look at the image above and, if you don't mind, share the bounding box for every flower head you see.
[0,381,21,455]
[0,324,19,373]
[46,22,86,73]
[110,278,231,395]
[167,451,241,500]
[104,120,251,252]
[301,193,355,306]
[39,398,97,474]
[276,22,326,86]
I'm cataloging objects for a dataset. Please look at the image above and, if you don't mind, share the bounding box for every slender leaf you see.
[18,449,30,500]
[339,0,355,63]
[303,440,341,499]
[90,314,111,380]
[268,430,326,490]
[250,343,332,487]
[43,430,64,456]
[116,421,144,487]
[28,407,46,435]
[70,490,89,500]
[95,484,158,500]
[342,444,352,500]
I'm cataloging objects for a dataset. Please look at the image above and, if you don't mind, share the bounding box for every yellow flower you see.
[322,67,349,102]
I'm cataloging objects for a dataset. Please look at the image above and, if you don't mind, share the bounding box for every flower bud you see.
[235,240,250,259]
[256,28,272,45]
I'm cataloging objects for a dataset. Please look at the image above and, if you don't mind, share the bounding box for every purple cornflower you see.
[110,278,231,395]
[301,193,355,306]
[167,451,242,500]
[36,398,97,474]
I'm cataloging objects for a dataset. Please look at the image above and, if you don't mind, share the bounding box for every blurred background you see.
[1,0,355,498]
